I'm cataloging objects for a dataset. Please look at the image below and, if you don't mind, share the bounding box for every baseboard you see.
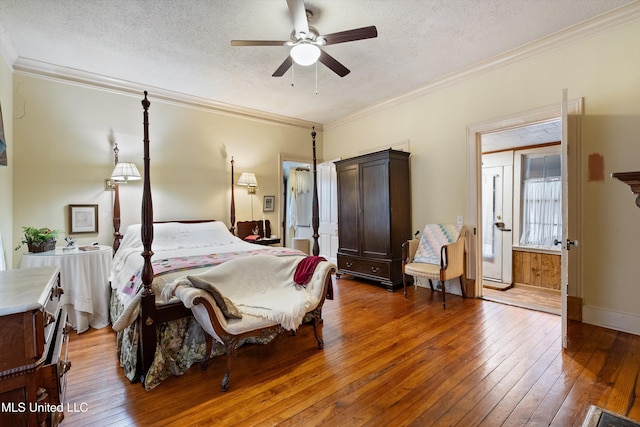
[582,304,640,335]
[567,296,582,322]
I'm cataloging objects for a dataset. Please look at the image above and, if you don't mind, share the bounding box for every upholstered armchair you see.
[402,224,466,308]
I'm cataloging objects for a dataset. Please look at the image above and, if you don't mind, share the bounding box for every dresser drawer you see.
[43,279,63,356]
[338,254,391,280]
[40,305,70,427]
[0,266,66,427]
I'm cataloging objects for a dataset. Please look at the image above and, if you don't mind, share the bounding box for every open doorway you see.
[480,120,563,315]
[282,160,313,253]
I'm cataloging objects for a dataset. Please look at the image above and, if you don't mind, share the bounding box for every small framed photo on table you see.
[69,204,98,234]
[263,196,275,212]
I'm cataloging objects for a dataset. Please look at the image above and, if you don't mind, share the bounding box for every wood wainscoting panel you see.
[541,253,561,290]
[513,249,561,291]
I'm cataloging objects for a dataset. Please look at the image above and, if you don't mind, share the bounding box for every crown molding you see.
[10,57,322,131]
[4,1,639,132]
[324,1,640,131]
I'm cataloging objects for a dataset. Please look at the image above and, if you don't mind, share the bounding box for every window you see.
[519,153,562,249]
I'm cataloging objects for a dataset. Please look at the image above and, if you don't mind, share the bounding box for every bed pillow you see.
[119,223,143,251]
[153,221,240,250]
[187,275,242,319]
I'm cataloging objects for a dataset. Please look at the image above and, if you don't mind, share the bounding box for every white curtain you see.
[519,177,562,248]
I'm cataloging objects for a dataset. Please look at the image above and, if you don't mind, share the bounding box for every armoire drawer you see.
[338,255,391,280]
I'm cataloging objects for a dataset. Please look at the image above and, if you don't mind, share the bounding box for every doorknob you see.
[554,238,578,250]
[494,222,511,232]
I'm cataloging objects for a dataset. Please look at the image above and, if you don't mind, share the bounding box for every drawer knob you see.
[51,287,64,299]
[371,267,379,273]
[44,311,56,327]
[59,360,72,375]
[50,286,64,300]
[346,261,353,268]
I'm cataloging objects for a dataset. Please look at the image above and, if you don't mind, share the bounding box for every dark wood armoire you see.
[335,149,411,291]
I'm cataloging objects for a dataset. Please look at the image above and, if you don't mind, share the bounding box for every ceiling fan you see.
[231,0,378,78]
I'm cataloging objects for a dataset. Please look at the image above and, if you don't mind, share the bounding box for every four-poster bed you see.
[109,91,331,391]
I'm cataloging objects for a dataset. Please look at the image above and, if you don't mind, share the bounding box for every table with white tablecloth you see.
[20,245,112,333]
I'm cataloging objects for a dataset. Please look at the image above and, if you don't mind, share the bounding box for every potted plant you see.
[15,227,61,253]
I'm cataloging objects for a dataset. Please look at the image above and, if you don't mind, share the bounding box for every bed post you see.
[230,157,236,235]
[139,91,156,379]
[311,126,320,256]
[112,142,122,252]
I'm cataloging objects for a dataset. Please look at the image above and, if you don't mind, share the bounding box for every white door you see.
[317,160,339,264]
[482,166,504,281]
[560,89,579,349]
[481,151,514,285]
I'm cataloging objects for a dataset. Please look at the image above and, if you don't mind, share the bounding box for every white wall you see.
[324,19,640,334]
[0,51,13,268]
[10,75,322,267]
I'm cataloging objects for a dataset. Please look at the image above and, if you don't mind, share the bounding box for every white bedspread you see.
[165,255,312,331]
[110,222,305,331]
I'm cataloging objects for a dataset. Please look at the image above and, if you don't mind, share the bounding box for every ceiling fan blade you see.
[321,26,378,45]
[287,0,310,38]
[272,56,293,77]
[231,40,287,46]
[318,50,350,77]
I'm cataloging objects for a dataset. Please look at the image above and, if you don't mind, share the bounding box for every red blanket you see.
[294,255,333,300]
[294,255,326,286]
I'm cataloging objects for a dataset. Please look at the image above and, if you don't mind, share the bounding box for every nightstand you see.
[246,237,281,246]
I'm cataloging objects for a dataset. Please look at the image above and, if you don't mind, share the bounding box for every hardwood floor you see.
[482,284,562,315]
[63,277,640,426]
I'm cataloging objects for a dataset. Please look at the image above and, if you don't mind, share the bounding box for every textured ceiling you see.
[0,0,635,125]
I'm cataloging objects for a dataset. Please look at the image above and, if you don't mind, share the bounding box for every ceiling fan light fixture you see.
[290,43,320,66]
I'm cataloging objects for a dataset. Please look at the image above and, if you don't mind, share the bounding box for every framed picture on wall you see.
[69,204,98,234]
[263,196,275,212]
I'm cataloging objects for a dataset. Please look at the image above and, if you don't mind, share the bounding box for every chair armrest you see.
[441,236,465,279]
[402,239,420,264]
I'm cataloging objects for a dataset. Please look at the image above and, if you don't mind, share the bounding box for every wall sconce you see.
[105,162,142,190]
[238,172,259,220]
[238,172,258,194]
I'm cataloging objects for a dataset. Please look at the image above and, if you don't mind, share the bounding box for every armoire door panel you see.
[361,160,390,257]
[337,165,359,254]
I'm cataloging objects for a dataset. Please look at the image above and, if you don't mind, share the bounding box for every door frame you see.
[466,100,583,300]
[278,153,313,248]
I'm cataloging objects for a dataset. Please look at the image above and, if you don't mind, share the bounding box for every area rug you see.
[582,405,640,427]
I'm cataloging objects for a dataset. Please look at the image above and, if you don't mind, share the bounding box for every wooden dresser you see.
[0,266,70,427]
[335,149,411,290]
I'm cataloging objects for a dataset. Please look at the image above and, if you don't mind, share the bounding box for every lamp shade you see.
[290,43,321,66]
[111,162,141,182]
[238,172,258,188]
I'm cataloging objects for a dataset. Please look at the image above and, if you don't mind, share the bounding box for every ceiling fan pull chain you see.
[291,63,295,87]
[315,61,318,95]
